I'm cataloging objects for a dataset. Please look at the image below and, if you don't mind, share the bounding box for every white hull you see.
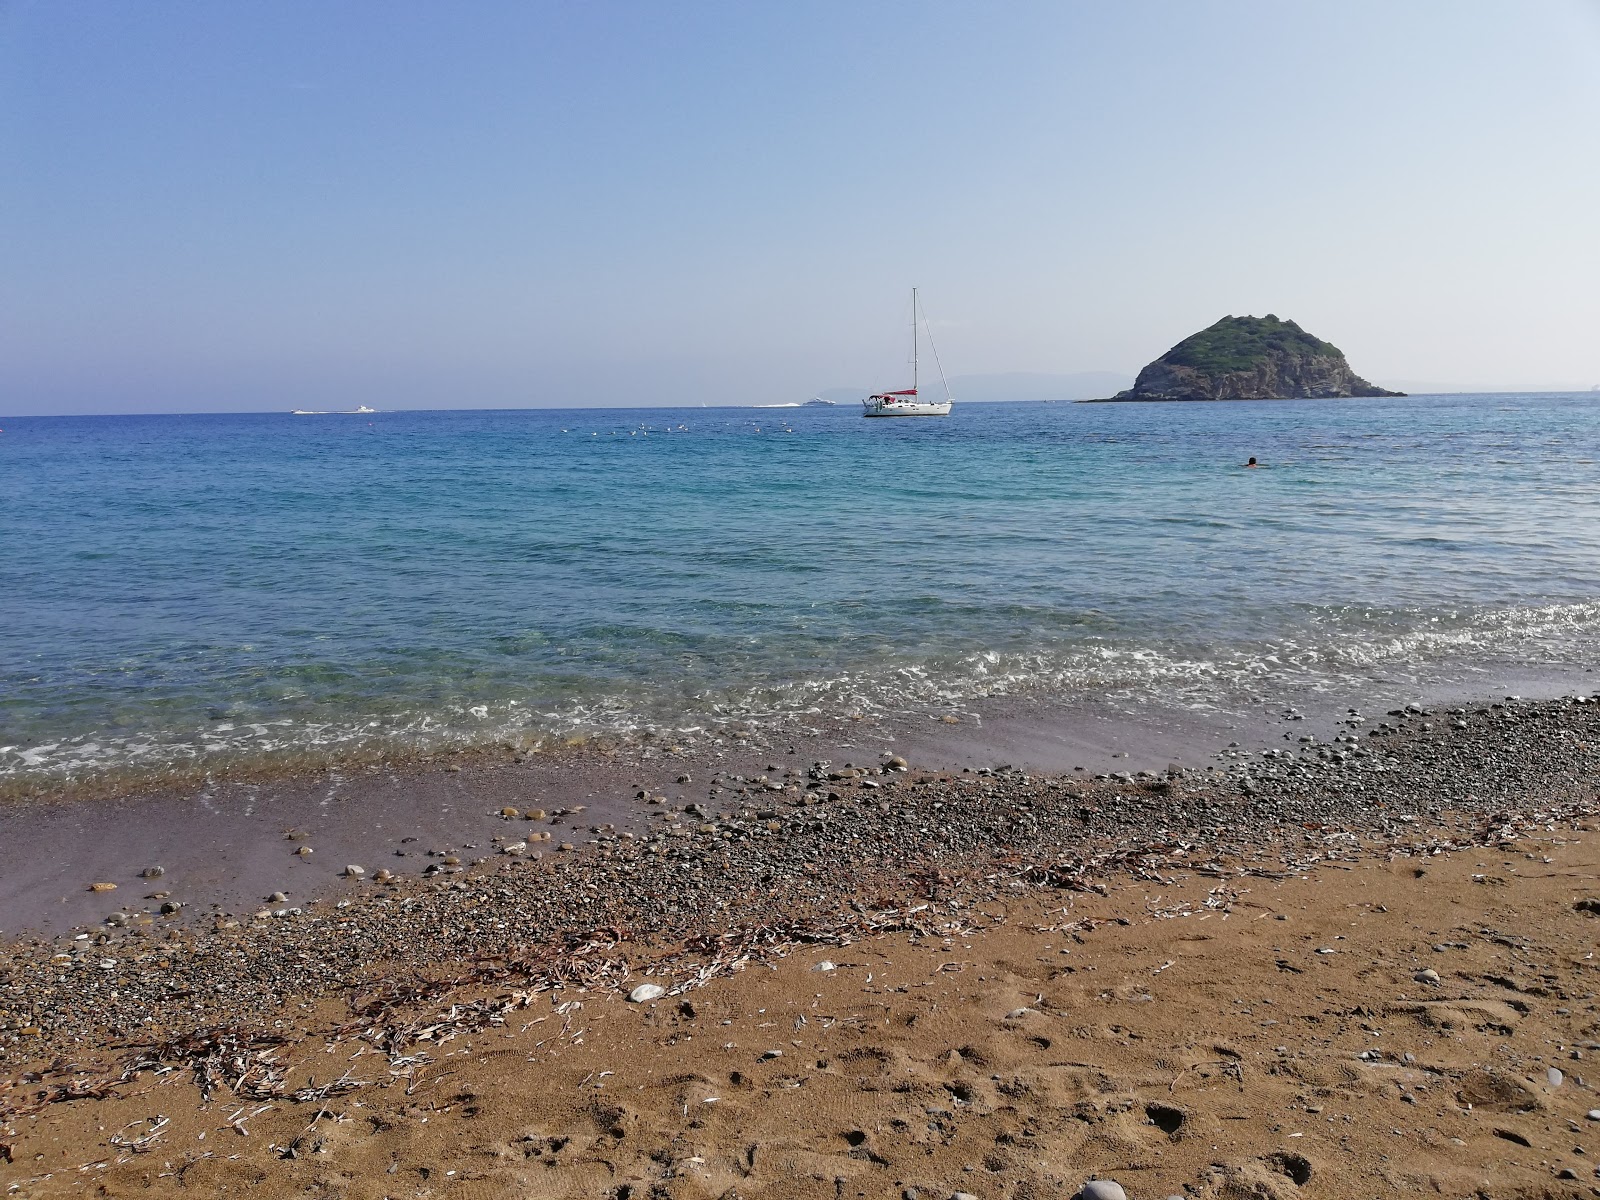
[862,398,953,417]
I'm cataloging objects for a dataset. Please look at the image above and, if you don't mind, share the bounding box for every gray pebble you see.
[1079,1182,1128,1200]
[627,983,665,1003]
[1548,1066,1564,1087]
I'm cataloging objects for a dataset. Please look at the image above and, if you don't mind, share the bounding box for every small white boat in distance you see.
[863,288,953,418]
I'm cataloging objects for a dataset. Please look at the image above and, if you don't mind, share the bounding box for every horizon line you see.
[3,389,1598,420]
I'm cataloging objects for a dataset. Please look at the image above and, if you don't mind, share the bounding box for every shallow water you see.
[3,394,1597,789]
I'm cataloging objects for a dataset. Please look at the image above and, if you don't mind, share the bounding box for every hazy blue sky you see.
[4,1,1598,413]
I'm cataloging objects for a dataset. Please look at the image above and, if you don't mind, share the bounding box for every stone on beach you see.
[628,983,666,1003]
[343,864,365,877]
[88,882,117,892]
[1077,1180,1129,1200]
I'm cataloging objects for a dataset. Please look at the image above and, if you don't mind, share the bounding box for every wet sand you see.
[3,666,1590,939]
[2,686,1600,1197]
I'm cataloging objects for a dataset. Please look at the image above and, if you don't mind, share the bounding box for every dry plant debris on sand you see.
[3,695,1600,1197]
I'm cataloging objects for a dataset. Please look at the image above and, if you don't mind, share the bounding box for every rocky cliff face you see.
[1106,315,1403,401]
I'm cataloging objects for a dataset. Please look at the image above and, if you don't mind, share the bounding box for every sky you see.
[3,1,1599,415]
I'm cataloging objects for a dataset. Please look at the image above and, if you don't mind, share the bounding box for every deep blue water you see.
[3,395,1598,788]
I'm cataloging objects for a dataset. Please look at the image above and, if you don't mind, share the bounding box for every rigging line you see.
[920,301,951,399]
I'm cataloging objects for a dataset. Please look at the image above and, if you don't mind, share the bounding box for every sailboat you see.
[862,288,953,418]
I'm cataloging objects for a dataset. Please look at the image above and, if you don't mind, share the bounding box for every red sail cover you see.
[883,389,917,396]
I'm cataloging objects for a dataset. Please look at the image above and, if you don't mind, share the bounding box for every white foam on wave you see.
[5,599,1598,787]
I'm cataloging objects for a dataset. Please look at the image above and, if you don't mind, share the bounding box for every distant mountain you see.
[1097,315,1403,402]
[944,371,1135,403]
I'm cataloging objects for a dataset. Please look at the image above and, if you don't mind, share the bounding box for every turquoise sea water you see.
[2,395,1598,790]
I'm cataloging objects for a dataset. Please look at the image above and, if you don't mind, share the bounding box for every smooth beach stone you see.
[628,983,665,1003]
[105,912,129,926]
[1547,1067,1564,1087]
[1415,968,1441,985]
[343,864,365,877]
[373,868,394,882]
[1079,1182,1129,1200]
[158,900,181,914]
[140,865,165,878]
[1587,1109,1600,1121]
[524,808,546,820]
[295,845,313,857]
[499,806,520,818]
[88,882,117,892]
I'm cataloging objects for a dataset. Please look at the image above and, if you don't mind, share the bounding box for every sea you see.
[3,394,1597,795]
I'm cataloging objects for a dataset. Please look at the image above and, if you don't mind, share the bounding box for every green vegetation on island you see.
[1095,314,1403,402]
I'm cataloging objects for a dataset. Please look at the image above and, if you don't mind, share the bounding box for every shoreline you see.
[1,689,1597,1195]
[3,668,1593,940]
[3,688,1596,1039]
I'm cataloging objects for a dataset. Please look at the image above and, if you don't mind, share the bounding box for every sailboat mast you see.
[911,287,918,393]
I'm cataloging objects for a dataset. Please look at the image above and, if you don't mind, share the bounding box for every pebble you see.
[140,865,165,878]
[11,690,1600,1099]
[1078,1181,1129,1200]
[1415,968,1441,985]
[105,912,129,927]
[628,984,665,1003]
[524,808,546,820]
[812,960,837,972]
[295,845,313,857]
[88,882,117,893]
[1548,1067,1564,1087]
[159,900,181,915]
[343,864,365,877]
[951,1193,979,1200]
[1587,1109,1600,1121]
[268,891,289,902]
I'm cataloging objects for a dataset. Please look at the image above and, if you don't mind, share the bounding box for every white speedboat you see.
[863,288,953,418]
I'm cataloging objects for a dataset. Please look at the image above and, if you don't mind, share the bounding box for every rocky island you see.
[1093,313,1403,401]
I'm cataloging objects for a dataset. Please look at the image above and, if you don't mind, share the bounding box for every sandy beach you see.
[2,691,1599,1197]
